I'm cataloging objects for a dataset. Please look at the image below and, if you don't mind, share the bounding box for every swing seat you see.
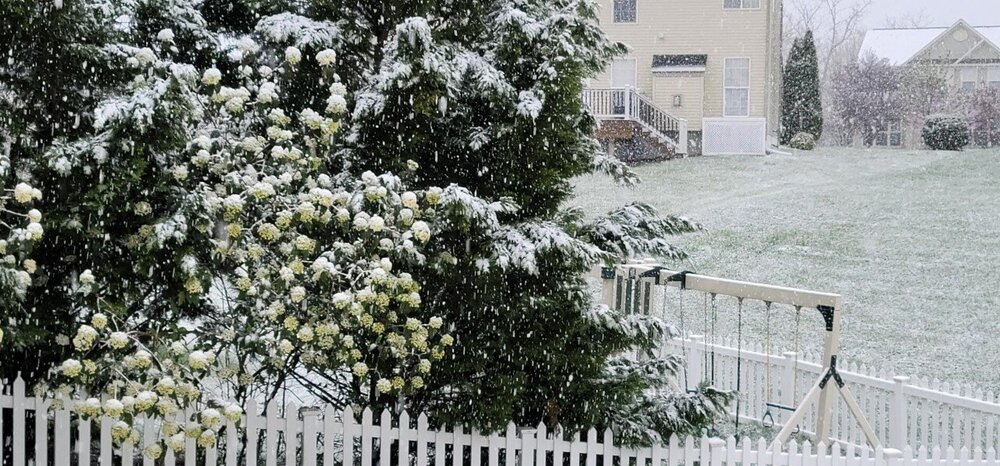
[762,404,800,434]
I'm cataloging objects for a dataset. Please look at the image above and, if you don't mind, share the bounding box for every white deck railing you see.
[581,87,688,155]
[1,376,998,466]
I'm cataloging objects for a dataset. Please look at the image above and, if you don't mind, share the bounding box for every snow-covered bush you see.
[789,132,817,150]
[922,115,970,151]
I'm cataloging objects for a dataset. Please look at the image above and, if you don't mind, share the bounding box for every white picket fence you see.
[665,336,1000,453]
[2,377,999,466]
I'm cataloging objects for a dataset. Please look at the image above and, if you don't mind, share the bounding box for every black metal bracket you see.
[601,266,616,280]
[664,270,694,289]
[817,305,835,331]
[818,355,846,389]
[634,265,669,284]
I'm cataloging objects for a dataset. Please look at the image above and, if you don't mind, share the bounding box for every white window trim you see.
[609,57,638,89]
[723,57,752,117]
[612,0,638,23]
[875,120,903,147]
[724,0,762,10]
[960,66,979,90]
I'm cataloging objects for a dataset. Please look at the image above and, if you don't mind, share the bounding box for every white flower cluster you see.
[0,182,44,300]
[55,311,230,454]
[162,55,452,396]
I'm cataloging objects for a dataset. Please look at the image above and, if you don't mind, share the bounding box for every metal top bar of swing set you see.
[603,262,882,450]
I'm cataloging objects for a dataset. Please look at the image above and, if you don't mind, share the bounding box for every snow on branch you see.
[579,203,700,261]
[255,13,339,49]
[590,151,640,187]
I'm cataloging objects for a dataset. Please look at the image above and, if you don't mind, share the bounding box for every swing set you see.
[601,263,882,448]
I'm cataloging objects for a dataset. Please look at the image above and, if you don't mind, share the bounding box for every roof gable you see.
[859,21,1000,65]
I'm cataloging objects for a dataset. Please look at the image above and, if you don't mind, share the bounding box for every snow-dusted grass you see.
[572,147,1000,391]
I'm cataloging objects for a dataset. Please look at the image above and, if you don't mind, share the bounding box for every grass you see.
[571,147,1000,392]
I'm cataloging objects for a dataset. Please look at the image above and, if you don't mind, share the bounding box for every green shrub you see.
[922,115,970,150]
[789,132,817,150]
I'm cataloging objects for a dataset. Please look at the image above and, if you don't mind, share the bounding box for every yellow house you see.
[583,0,784,157]
[859,20,1000,148]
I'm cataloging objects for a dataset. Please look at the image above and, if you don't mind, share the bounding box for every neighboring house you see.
[858,21,1000,148]
[583,0,784,158]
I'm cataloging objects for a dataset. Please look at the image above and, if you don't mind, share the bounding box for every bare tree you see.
[785,0,872,79]
[882,10,931,29]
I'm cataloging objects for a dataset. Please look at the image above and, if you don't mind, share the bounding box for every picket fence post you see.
[890,376,910,449]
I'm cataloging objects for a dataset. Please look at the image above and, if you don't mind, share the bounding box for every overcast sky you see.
[862,0,1000,28]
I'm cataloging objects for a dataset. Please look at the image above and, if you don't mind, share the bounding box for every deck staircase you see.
[582,87,688,158]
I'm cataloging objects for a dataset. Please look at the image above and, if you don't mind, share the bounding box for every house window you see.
[724,58,751,117]
[989,68,1000,89]
[875,120,903,147]
[961,67,978,90]
[724,0,761,8]
[613,0,637,23]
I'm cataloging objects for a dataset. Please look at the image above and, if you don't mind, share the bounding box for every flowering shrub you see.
[0,180,43,308]
[49,44,452,455]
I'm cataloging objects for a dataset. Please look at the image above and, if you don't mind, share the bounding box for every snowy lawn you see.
[572,147,1000,391]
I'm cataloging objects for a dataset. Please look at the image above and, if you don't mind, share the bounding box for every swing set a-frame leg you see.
[772,376,824,447]
[772,359,882,449]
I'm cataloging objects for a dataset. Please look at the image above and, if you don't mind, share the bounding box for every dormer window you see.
[613,0,637,23]
[724,0,761,8]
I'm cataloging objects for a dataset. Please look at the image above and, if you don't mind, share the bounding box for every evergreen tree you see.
[781,31,823,144]
[322,0,730,442]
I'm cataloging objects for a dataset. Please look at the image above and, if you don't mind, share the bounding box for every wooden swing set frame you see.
[603,263,882,449]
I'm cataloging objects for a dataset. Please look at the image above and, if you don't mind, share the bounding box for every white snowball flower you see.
[369,215,385,232]
[201,408,222,429]
[411,221,431,243]
[13,183,34,203]
[26,222,43,240]
[157,28,175,42]
[325,94,347,114]
[79,269,94,285]
[223,404,242,423]
[60,359,82,377]
[315,49,337,66]
[188,350,211,370]
[285,46,302,65]
[429,316,444,329]
[109,332,129,349]
[257,82,278,104]
[401,192,418,209]
[376,378,392,393]
[103,399,125,418]
[167,433,186,452]
[28,209,42,222]
[91,313,108,329]
[329,82,347,96]
[352,362,368,378]
[202,67,222,86]
[289,286,306,303]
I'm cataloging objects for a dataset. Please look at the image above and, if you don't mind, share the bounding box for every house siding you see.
[592,0,782,140]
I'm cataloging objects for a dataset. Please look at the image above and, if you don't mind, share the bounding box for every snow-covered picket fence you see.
[1,375,997,466]
[666,336,1000,453]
